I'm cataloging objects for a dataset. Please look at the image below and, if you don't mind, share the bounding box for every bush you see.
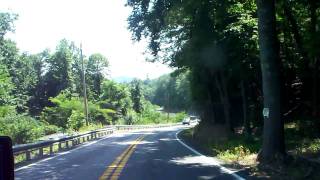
[67,110,85,131]
[43,124,61,135]
[0,115,44,144]
[127,102,186,125]
[42,91,114,129]
[88,104,114,125]
[42,106,71,129]
[217,145,251,161]
[0,105,16,117]
[173,111,187,123]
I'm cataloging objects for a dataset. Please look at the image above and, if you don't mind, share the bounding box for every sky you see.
[0,0,173,79]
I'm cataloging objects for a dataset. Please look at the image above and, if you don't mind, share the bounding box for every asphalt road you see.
[15,126,245,180]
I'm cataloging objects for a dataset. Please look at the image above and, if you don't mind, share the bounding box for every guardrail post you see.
[49,144,53,155]
[58,142,62,151]
[39,147,43,157]
[66,141,69,149]
[26,150,31,161]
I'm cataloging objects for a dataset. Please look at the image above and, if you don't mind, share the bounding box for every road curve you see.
[15,126,244,180]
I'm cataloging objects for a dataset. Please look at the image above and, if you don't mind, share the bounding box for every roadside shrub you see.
[0,105,15,117]
[42,91,114,129]
[67,110,85,131]
[88,104,114,125]
[217,145,251,161]
[173,111,187,123]
[0,115,44,144]
[42,106,71,129]
[78,123,104,132]
[43,123,61,135]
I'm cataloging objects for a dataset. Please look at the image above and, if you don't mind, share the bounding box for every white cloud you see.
[0,0,173,79]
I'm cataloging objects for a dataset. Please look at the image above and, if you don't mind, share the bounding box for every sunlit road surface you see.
[15,126,245,180]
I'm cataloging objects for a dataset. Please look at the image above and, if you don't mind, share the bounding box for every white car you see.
[182,117,191,125]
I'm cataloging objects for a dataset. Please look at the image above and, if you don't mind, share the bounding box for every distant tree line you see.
[142,72,192,113]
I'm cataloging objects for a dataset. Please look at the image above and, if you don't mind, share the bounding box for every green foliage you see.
[78,123,104,132]
[0,114,58,145]
[173,111,187,123]
[130,79,144,113]
[67,110,85,131]
[128,101,185,125]
[217,145,252,161]
[0,12,18,39]
[146,72,192,112]
[0,105,15,117]
[136,102,162,124]
[100,80,132,122]
[88,103,114,125]
[210,135,261,157]
[42,90,113,129]
[0,65,14,105]
[86,53,109,100]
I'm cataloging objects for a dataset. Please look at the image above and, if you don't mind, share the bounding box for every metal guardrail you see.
[13,123,178,164]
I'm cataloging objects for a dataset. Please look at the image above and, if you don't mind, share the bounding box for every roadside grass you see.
[78,123,104,133]
[285,122,320,158]
[180,123,320,179]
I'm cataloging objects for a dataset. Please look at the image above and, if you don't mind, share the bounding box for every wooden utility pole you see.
[80,43,89,126]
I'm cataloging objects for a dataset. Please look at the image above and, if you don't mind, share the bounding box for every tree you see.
[86,53,109,100]
[256,0,285,162]
[0,12,17,41]
[0,64,14,106]
[100,80,132,123]
[44,39,73,99]
[126,0,250,130]
[147,72,192,112]
[27,51,50,115]
[130,79,143,113]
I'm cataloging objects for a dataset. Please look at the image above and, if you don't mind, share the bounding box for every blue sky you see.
[0,0,172,79]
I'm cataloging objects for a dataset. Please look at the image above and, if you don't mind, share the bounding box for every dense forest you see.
[0,12,190,145]
[126,0,320,164]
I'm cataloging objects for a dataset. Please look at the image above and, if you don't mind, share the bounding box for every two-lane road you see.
[15,126,244,180]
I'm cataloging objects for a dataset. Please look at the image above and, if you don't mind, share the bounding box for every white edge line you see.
[175,129,245,180]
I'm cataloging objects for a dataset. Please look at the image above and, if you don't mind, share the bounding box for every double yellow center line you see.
[99,135,145,180]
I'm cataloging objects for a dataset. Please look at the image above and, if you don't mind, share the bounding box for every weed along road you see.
[15,126,245,180]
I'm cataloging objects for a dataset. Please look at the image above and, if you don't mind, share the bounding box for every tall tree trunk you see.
[310,0,319,117]
[207,91,215,124]
[241,80,251,135]
[256,0,286,162]
[215,73,232,132]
